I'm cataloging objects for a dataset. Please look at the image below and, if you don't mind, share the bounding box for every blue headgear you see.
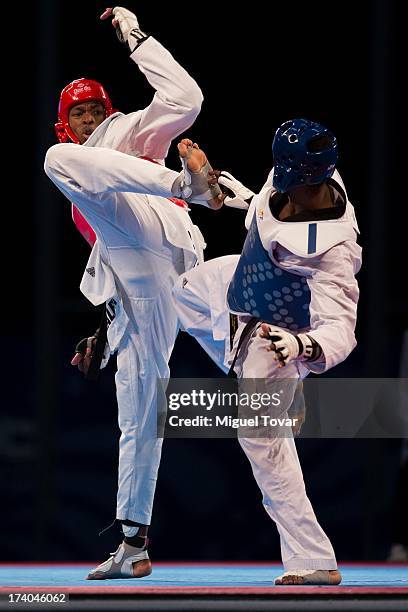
[272,118,338,192]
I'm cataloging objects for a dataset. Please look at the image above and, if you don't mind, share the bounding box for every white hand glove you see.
[218,171,255,210]
[101,7,148,52]
[260,324,317,367]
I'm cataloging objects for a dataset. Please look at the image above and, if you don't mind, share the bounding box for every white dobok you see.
[173,168,362,571]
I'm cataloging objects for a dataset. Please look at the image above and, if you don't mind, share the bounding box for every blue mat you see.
[0,564,407,588]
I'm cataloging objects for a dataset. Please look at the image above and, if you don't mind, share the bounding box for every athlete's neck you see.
[287,183,334,216]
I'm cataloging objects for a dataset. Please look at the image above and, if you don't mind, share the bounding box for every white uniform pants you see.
[173,257,337,570]
[115,282,178,525]
[111,241,184,525]
[115,326,168,525]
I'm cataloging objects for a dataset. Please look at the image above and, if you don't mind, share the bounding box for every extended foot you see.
[177,139,224,209]
[275,569,342,585]
[86,541,152,580]
[178,139,207,173]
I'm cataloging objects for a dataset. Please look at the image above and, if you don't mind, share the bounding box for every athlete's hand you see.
[260,324,302,367]
[260,324,317,367]
[100,7,148,52]
[216,171,255,210]
[71,335,97,375]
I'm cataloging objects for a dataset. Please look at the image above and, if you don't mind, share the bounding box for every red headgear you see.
[54,78,114,144]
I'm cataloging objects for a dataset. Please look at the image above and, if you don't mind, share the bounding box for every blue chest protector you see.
[227,216,311,330]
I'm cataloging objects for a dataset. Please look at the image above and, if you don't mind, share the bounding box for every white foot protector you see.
[172,153,221,206]
[86,541,151,580]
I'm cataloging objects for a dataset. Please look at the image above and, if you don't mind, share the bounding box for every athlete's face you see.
[68,100,106,144]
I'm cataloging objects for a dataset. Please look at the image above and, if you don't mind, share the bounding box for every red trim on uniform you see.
[72,205,97,247]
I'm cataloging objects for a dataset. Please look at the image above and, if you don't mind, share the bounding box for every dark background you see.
[1,1,406,563]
